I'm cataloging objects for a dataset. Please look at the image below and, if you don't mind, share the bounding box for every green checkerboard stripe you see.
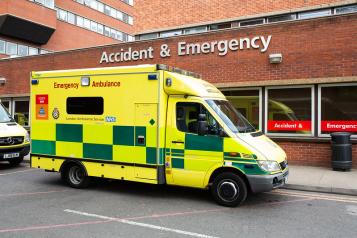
[31,140,56,155]
[56,124,83,142]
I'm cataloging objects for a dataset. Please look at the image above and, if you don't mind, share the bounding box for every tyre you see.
[211,172,248,207]
[61,163,91,189]
[8,156,24,166]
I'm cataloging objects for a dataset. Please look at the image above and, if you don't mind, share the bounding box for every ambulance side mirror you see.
[198,113,208,136]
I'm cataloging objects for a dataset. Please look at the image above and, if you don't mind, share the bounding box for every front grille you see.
[0,136,24,146]
[280,160,288,170]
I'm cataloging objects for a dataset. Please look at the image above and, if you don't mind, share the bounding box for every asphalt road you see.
[1,162,357,238]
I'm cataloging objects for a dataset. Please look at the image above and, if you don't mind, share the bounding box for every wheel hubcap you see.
[217,180,239,202]
[69,166,84,185]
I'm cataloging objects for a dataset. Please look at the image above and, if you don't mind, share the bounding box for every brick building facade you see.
[0,12,356,167]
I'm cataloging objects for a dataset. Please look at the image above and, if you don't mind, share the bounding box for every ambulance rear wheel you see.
[211,172,247,207]
[62,163,90,188]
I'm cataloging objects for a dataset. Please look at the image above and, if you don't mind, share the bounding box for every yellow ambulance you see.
[30,64,288,207]
[0,102,30,165]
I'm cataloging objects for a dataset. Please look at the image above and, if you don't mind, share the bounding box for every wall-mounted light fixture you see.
[0,77,6,86]
[269,53,283,64]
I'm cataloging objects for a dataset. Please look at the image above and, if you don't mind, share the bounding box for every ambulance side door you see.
[165,96,224,188]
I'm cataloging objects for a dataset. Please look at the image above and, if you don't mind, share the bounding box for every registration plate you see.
[3,153,20,159]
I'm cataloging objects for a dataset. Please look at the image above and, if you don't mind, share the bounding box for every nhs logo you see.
[105,116,116,122]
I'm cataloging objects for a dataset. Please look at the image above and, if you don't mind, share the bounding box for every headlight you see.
[25,132,30,143]
[257,160,280,172]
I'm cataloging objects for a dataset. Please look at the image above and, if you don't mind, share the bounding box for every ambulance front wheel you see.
[62,163,91,189]
[211,172,247,207]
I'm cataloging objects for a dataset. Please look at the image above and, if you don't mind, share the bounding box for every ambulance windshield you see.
[0,104,13,123]
[206,100,256,133]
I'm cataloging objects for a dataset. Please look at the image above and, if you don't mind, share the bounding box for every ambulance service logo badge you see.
[52,108,59,119]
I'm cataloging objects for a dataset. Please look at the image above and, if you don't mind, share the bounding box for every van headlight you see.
[25,132,30,143]
[257,160,280,172]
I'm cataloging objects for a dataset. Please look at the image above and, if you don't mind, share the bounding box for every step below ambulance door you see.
[165,96,224,188]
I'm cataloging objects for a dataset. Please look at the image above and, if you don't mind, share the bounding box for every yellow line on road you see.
[269,190,357,204]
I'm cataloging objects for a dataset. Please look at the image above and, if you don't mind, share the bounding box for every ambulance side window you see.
[67,97,104,115]
[176,102,224,136]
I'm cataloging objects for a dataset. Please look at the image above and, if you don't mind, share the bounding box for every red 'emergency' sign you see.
[321,121,357,132]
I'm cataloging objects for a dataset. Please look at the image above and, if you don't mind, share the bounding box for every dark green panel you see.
[83,143,112,160]
[31,140,55,155]
[135,126,146,147]
[146,147,156,164]
[224,157,256,163]
[159,148,165,165]
[172,157,184,169]
[56,124,83,142]
[232,162,269,175]
[185,134,223,151]
[113,126,134,146]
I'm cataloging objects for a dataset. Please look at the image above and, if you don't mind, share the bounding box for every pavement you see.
[23,155,357,196]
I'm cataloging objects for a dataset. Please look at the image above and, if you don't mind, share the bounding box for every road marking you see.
[269,190,357,204]
[124,208,228,221]
[0,168,37,176]
[64,209,219,238]
[254,197,314,206]
[0,220,111,233]
[0,189,70,198]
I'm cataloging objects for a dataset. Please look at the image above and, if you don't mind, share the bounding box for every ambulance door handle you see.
[172,140,184,144]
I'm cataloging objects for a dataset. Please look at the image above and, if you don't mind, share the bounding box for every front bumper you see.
[246,168,289,193]
[0,144,30,160]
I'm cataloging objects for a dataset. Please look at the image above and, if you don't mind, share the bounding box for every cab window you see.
[176,102,224,136]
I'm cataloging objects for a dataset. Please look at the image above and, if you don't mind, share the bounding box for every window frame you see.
[264,85,315,137]
[12,97,30,128]
[220,87,263,131]
[318,83,357,138]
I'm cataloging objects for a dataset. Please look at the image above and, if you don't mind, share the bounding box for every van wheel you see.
[211,172,247,207]
[62,163,90,188]
[8,157,24,166]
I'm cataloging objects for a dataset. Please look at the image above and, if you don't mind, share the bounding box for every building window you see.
[265,87,313,136]
[67,97,104,115]
[184,26,207,34]
[267,14,297,23]
[6,42,17,55]
[29,47,39,56]
[239,18,265,27]
[18,45,29,57]
[319,84,357,136]
[335,5,357,14]
[138,33,158,40]
[29,0,55,9]
[299,9,331,20]
[160,30,182,38]
[68,12,76,25]
[209,23,232,30]
[57,8,132,42]
[222,89,261,130]
[0,40,5,54]
[74,0,133,25]
[13,100,30,127]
